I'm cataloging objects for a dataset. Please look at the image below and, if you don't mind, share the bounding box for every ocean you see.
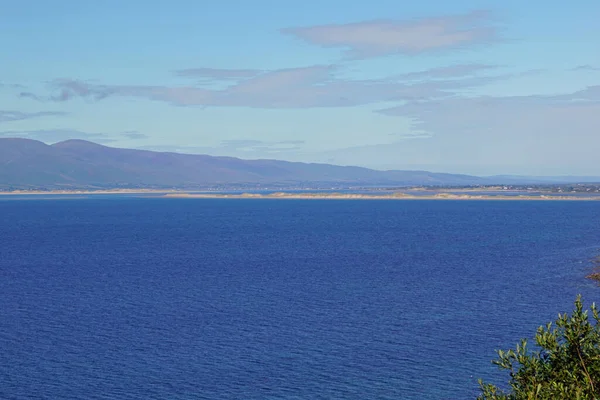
[1,198,599,399]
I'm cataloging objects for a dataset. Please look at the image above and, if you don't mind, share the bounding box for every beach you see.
[2,189,600,201]
[162,192,600,201]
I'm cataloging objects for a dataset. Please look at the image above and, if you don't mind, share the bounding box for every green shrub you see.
[478,296,600,399]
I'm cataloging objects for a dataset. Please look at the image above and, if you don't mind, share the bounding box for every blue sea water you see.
[1,198,600,399]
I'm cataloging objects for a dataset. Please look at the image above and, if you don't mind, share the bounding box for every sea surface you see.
[1,198,600,399]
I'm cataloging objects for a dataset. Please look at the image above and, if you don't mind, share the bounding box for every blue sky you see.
[1,0,599,175]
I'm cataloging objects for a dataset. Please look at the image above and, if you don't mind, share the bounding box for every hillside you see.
[0,138,493,189]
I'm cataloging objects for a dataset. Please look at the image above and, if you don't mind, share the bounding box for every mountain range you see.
[0,138,598,190]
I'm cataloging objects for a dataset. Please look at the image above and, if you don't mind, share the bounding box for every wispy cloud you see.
[309,84,600,173]
[571,65,600,72]
[376,85,600,161]
[219,139,305,153]
[0,129,115,143]
[22,80,213,105]
[0,83,26,90]
[20,79,121,102]
[281,10,498,58]
[121,131,149,140]
[137,139,305,156]
[0,110,67,123]
[175,68,262,80]
[18,92,42,101]
[306,87,600,174]
[394,64,498,80]
[23,63,510,108]
[389,132,433,139]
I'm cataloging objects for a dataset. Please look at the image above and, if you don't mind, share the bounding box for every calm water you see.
[1,198,600,399]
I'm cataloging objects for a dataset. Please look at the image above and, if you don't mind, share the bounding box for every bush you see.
[478,296,600,399]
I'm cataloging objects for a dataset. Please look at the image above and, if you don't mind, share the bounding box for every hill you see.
[0,138,495,190]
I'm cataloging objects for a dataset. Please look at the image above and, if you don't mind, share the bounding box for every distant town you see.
[401,183,600,194]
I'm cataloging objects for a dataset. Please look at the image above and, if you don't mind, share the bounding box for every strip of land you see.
[0,189,174,195]
[163,192,600,200]
[2,190,600,200]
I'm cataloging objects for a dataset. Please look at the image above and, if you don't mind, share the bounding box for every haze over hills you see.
[0,138,598,190]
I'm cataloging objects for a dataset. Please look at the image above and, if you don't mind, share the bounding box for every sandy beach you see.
[1,190,600,201]
[162,192,600,201]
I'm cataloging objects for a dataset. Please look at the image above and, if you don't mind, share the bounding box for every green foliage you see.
[478,296,600,399]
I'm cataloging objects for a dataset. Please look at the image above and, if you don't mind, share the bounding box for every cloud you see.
[367,85,600,172]
[0,129,115,143]
[394,64,498,80]
[281,10,498,58]
[175,68,262,80]
[19,92,43,101]
[23,63,511,108]
[571,65,600,71]
[52,79,119,102]
[121,131,149,140]
[23,80,214,104]
[138,139,306,156]
[378,85,600,123]
[390,131,433,139]
[0,83,26,90]
[0,110,67,123]
[219,139,305,153]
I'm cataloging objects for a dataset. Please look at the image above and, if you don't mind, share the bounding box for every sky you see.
[1,0,599,175]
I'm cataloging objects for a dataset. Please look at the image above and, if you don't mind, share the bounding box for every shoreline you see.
[0,189,178,196]
[1,190,600,201]
[164,192,600,201]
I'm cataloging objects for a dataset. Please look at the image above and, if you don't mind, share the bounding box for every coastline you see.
[0,189,178,196]
[2,190,600,201]
[586,255,600,283]
[162,192,600,201]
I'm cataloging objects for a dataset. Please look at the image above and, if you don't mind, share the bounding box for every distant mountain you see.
[0,138,487,189]
[0,138,598,190]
